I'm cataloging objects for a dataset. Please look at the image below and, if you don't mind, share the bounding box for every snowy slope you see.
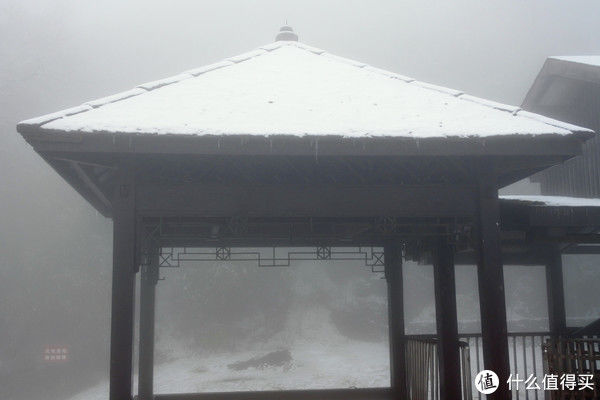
[67,306,390,400]
[68,341,389,400]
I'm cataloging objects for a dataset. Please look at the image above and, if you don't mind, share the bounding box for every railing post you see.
[385,241,407,399]
[138,247,159,400]
[110,162,137,400]
[475,167,511,399]
[433,236,462,399]
[545,245,566,338]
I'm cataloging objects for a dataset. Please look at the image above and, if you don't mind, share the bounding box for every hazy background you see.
[2,1,600,399]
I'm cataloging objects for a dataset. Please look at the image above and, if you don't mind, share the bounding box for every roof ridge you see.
[17,41,593,135]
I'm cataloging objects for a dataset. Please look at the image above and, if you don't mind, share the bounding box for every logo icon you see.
[475,370,499,394]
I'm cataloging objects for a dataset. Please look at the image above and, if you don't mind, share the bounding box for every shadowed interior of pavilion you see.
[17,26,600,400]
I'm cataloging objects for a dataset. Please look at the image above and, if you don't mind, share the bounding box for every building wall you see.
[533,136,600,197]
[524,61,600,198]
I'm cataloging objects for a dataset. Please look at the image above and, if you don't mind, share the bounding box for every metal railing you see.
[461,332,551,400]
[405,337,472,400]
[408,332,554,400]
[461,333,600,400]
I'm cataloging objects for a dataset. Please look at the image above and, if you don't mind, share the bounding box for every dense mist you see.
[2,1,600,399]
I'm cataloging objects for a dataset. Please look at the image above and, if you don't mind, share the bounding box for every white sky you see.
[3,0,600,117]
[3,0,600,219]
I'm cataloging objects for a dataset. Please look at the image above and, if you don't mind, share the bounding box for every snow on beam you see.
[500,195,600,208]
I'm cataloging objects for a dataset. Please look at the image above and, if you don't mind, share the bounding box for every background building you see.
[523,57,600,197]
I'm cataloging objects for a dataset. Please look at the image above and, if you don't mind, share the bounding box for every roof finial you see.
[275,24,298,42]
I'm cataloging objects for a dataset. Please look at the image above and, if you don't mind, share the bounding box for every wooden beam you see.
[536,234,600,244]
[501,198,600,230]
[384,241,407,399]
[562,244,600,254]
[54,156,116,169]
[571,317,600,337]
[136,184,477,218]
[545,245,567,337]
[37,154,112,217]
[528,207,600,227]
[456,249,547,266]
[475,168,511,400]
[109,162,137,400]
[68,160,112,208]
[433,236,461,400]
[153,388,392,400]
[138,250,159,400]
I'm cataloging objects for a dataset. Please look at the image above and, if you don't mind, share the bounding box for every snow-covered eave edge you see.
[16,40,594,138]
[17,125,595,162]
[17,123,595,142]
[500,195,600,208]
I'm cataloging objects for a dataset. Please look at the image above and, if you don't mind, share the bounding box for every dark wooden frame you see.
[18,124,598,400]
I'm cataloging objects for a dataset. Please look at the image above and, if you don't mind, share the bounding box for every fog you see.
[2,1,600,399]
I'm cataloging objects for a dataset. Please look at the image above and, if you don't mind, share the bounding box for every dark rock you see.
[227,349,292,371]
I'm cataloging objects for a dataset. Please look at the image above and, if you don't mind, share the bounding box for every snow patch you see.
[501,195,600,207]
[137,73,194,91]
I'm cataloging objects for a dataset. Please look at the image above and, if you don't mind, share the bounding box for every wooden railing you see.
[543,337,600,400]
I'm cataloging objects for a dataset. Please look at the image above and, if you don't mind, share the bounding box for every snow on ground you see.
[67,341,389,400]
[67,307,389,400]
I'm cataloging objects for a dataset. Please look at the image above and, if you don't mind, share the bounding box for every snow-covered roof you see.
[19,41,591,139]
[550,56,600,68]
[500,195,600,208]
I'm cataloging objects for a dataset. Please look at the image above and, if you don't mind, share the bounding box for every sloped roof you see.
[550,56,600,68]
[18,41,591,139]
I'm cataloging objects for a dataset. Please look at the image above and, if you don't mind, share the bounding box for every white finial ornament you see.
[275,24,298,41]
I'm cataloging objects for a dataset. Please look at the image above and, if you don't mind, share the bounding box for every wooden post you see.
[384,241,407,399]
[110,163,137,400]
[433,236,462,400]
[475,169,511,400]
[138,249,159,400]
[545,245,566,337]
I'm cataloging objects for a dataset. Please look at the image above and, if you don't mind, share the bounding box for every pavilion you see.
[17,27,599,400]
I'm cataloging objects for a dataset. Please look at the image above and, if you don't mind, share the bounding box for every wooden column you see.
[475,170,511,400]
[384,241,407,399]
[110,163,137,400]
[545,245,567,337]
[433,236,462,400]
[138,250,159,400]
